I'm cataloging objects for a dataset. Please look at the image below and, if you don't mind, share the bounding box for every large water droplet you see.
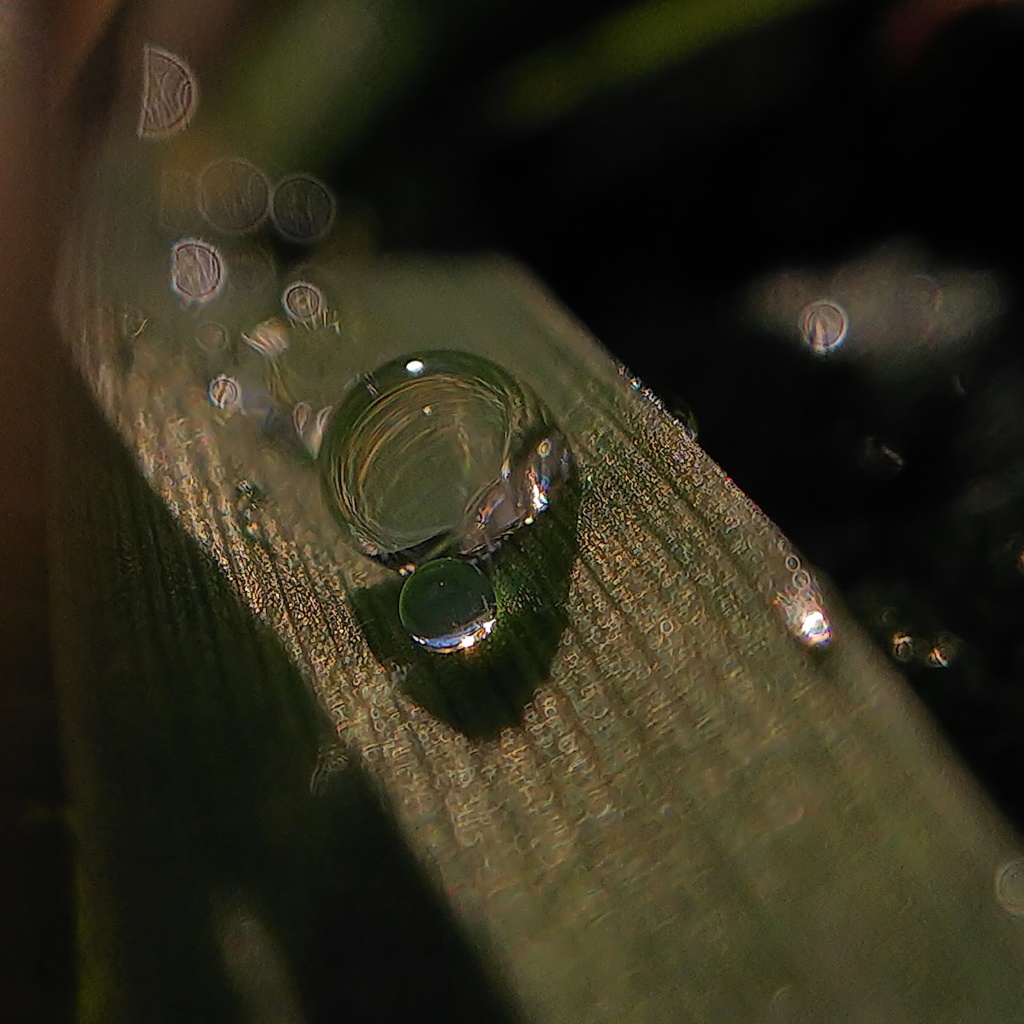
[399,558,497,653]
[319,351,571,569]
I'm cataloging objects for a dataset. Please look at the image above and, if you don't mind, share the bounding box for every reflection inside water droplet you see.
[800,299,848,356]
[399,558,497,653]
[318,351,571,569]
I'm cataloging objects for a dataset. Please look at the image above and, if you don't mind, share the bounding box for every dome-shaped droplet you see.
[800,299,848,356]
[399,558,497,653]
[318,351,571,568]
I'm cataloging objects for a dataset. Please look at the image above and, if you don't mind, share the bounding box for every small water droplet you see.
[995,859,1024,917]
[170,238,224,304]
[270,173,336,244]
[319,351,571,568]
[241,317,289,359]
[399,558,497,653]
[208,374,241,410]
[195,322,230,356]
[281,280,325,322]
[138,45,198,138]
[891,631,915,662]
[775,580,832,647]
[800,299,848,356]
[925,632,958,669]
[198,157,271,235]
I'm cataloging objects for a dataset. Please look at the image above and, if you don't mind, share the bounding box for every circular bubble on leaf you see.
[318,351,571,569]
[282,281,325,322]
[399,558,497,654]
[198,157,271,235]
[271,174,336,244]
[170,238,225,304]
[800,299,848,356]
[138,44,198,138]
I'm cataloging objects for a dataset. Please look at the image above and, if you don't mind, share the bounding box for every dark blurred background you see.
[6,0,1024,1018]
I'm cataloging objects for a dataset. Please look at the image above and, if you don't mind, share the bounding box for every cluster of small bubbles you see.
[241,317,289,359]
[995,859,1024,917]
[800,299,848,356]
[773,547,832,647]
[398,558,497,654]
[281,281,325,323]
[137,44,198,139]
[198,157,270,235]
[208,374,241,411]
[170,238,224,304]
[270,173,336,244]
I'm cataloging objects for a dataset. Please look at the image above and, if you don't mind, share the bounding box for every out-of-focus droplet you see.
[292,401,312,436]
[305,405,333,459]
[195,322,230,356]
[399,558,497,653]
[270,174,336,244]
[800,299,848,356]
[281,280,325,323]
[138,45,198,138]
[774,549,832,647]
[995,859,1024,918]
[170,238,224,304]
[925,632,958,669]
[318,351,571,568]
[208,374,241,410]
[891,632,915,663]
[859,436,905,480]
[236,481,266,540]
[212,897,306,1023]
[241,317,289,359]
[198,157,271,235]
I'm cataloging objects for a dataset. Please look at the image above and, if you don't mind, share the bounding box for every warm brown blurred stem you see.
[48,0,128,106]
[0,3,73,1022]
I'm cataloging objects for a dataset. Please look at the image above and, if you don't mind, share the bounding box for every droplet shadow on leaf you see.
[349,477,580,739]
